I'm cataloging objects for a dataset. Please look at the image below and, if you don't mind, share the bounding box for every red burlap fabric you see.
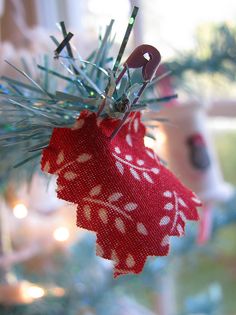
[41,111,200,277]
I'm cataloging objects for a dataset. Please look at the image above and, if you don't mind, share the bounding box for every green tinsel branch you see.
[0,8,179,191]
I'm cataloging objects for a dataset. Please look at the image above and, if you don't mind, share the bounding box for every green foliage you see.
[167,22,236,80]
[214,131,236,186]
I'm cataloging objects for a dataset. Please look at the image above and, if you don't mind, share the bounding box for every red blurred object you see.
[187,133,211,171]
[197,204,213,245]
[116,44,161,83]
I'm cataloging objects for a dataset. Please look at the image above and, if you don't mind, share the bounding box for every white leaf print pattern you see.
[116,161,124,174]
[143,172,154,183]
[124,203,138,211]
[126,254,135,267]
[134,118,139,133]
[137,159,144,166]
[115,217,126,233]
[161,235,170,247]
[146,150,155,159]
[163,190,190,236]
[64,171,77,181]
[137,223,148,235]
[111,127,161,184]
[113,152,159,184]
[96,244,104,256]
[43,161,50,172]
[82,186,149,255]
[159,216,170,226]
[164,203,174,210]
[115,146,121,154]
[163,191,172,198]
[77,153,92,163]
[130,168,140,180]
[126,134,132,147]
[83,186,136,222]
[111,250,119,265]
[192,196,201,204]
[178,197,187,207]
[56,151,64,165]
[89,185,102,197]
[108,193,123,202]
[151,168,159,174]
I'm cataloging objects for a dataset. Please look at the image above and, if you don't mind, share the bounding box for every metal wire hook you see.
[110,44,161,140]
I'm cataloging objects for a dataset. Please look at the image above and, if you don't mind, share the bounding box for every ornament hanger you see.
[110,44,161,139]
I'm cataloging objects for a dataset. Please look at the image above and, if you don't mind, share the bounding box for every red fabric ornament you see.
[41,111,201,277]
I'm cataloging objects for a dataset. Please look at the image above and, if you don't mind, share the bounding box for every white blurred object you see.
[155,102,233,203]
[0,0,53,77]
[10,203,79,256]
[0,42,15,75]
[0,281,45,304]
[108,296,155,315]
[16,174,64,214]
[0,26,53,77]
[0,0,4,17]
[29,174,64,214]
[154,271,177,315]
[53,227,70,242]
[13,203,28,219]
[208,100,236,118]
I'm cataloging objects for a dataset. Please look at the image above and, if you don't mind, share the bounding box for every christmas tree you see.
[0,2,236,314]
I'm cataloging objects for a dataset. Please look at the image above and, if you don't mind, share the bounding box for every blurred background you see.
[1,0,236,314]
